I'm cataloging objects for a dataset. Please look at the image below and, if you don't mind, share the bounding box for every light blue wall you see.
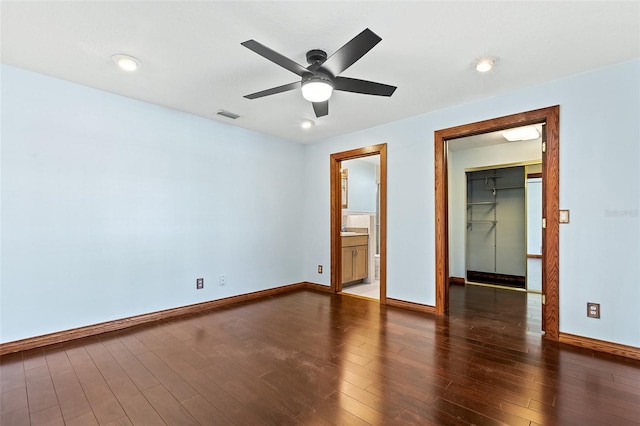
[2,59,639,349]
[303,59,640,347]
[343,158,377,213]
[1,65,305,343]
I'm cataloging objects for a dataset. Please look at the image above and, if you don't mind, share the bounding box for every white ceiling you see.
[448,124,543,152]
[2,1,638,144]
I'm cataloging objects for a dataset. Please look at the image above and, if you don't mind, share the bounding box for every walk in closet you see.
[466,165,526,288]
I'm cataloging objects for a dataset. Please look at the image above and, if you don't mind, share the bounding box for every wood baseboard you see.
[559,332,640,361]
[0,282,306,356]
[386,298,436,315]
[449,276,465,285]
[303,282,333,293]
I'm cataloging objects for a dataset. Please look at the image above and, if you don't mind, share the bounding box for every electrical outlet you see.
[587,302,600,318]
[196,278,204,289]
[219,274,226,286]
[318,265,323,274]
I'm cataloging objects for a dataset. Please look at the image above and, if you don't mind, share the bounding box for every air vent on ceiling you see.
[217,109,241,120]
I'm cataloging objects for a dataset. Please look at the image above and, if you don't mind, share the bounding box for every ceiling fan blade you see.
[244,82,300,100]
[321,28,382,77]
[334,77,397,97]
[313,101,328,117]
[242,39,311,77]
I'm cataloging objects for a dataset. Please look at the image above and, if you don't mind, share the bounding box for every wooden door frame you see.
[330,144,387,303]
[434,106,560,340]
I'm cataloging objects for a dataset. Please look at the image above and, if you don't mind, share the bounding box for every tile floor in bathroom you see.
[342,281,380,299]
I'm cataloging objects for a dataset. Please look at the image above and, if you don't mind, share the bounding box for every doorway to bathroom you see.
[330,144,387,303]
[340,155,381,299]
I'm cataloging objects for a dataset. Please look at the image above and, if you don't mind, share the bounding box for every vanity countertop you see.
[340,232,368,236]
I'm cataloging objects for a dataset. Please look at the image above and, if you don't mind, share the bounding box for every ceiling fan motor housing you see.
[301,72,333,86]
[306,49,328,66]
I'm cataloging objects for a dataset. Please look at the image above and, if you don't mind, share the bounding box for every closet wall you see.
[466,166,526,287]
[526,175,543,292]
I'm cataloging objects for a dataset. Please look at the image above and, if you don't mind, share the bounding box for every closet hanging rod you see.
[485,186,524,191]
[467,176,503,181]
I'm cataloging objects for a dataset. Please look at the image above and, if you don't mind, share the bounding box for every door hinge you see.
[542,294,546,305]
[542,218,546,228]
[542,141,546,152]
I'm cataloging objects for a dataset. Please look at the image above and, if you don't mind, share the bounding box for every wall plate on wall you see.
[559,209,570,223]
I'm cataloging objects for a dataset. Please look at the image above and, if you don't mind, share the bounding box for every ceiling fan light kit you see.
[301,76,334,102]
[241,28,397,118]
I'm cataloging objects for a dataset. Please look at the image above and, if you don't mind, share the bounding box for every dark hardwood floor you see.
[2,285,639,425]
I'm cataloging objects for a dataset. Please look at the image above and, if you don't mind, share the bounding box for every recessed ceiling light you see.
[475,58,494,73]
[502,126,540,141]
[301,120,315,129]
[112,54,140,72]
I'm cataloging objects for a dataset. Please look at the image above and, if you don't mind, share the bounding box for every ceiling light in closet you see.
[112,54,140,72]
[301,120,315,129]
[502,126,540,141]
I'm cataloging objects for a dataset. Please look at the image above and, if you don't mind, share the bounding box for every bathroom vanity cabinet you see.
[341,234,368,284]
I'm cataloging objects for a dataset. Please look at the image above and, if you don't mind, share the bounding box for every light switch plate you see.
[559,209,570,223]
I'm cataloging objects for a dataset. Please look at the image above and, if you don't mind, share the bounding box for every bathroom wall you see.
[342,158,377,213]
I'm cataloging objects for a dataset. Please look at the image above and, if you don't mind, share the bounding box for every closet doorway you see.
[464,163,540,290]
[330,144,387,303]
[434,106,560,340]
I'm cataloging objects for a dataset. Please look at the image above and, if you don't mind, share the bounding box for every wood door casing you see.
[330,144,387,303]
[540,123,547,332]
[434,106,560,341]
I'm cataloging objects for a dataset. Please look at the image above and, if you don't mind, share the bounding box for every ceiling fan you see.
[241,28,397,118]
